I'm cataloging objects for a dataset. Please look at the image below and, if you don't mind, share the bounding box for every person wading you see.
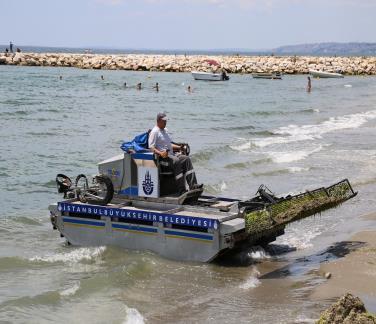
[307,76,312,92]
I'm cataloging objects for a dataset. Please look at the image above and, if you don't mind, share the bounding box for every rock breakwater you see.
[1,52,376,75]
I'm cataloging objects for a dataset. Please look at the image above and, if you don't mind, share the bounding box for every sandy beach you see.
[311,212,376,312]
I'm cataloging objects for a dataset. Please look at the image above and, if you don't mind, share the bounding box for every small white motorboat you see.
[309,69,344,78]
[191,71,229,81]
[252,72,282,80]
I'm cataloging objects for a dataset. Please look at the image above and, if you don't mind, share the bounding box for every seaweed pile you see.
[317,293,376,324]
[243,179,357,235]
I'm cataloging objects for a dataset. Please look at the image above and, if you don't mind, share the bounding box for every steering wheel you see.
[183,143,190,156]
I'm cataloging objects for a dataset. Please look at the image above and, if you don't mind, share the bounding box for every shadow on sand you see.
[259,241,366,279]
[213,240,366,272]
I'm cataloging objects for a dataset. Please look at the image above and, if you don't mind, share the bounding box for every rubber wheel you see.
[86,175,114,206]
[56,174,72,193]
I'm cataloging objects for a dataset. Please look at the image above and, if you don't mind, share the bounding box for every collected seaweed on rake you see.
[242,179,357,235]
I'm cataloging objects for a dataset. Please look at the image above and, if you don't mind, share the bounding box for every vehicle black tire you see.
[86,174,114,206]
[56,174,72,193]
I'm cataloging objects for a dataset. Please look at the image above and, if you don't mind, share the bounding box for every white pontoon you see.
[309,69,344,78]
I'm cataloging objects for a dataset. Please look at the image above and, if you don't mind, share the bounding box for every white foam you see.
[288,166,310,173]
[60,282,80,296]
[30,246,106,263]
[239,267,261,289]
[253,134,315,148]
[231,141,252,151]
[220,181,227,192]
[248,246,270,260]
[277,227,322,250]
[253,110,376,148]
[123,306,145,324]
[294,315,316,323]
[344,84,352,88]
[267,145,323,163]
[276,110,376,137]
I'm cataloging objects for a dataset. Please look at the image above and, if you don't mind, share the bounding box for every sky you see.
[1,0,375,50]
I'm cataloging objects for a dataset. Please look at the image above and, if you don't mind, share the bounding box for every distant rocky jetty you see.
[1,52,376,75]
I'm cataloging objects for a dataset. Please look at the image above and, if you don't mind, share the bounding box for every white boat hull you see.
[191,71,229,81]
[309,69,344,78]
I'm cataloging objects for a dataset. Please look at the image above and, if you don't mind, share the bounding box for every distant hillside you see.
[273,42,376,56]
[2,42,376,56]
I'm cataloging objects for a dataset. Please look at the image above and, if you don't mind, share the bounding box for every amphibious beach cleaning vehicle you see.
[49,138,357,262]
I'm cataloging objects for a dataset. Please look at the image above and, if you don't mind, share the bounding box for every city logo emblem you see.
[142,171,154,195]
[107,168,120,178]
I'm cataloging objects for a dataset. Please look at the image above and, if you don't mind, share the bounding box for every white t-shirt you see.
[148,126,173,153]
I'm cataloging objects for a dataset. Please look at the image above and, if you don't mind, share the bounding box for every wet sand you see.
[311,212,376,311]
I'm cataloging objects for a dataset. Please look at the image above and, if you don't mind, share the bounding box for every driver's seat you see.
[154,155,177,196]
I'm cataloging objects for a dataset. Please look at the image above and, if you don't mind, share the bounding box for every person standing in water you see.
[153,82,159,92]
[137,82,142,90]
[307,76,311,92]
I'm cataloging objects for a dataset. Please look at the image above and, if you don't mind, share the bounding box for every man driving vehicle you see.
[148,112,202,194]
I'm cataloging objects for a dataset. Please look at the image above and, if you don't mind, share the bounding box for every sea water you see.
[0,65,375,323]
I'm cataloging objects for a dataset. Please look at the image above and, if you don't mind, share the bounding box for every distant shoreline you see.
[1,52,376,75]
[2,42,376,56]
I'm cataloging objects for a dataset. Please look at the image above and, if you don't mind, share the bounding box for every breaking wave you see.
[123,306,145,324]
[224,161,251,169]
[253,166,310,176]
[266,145,323,163]
[60,282,80,297]
[253,110,376,148]
[211,124,255,131]
[231,141,256,151]
[191,145,234,164]
[29,247,106,263]
[204,181,227,194]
